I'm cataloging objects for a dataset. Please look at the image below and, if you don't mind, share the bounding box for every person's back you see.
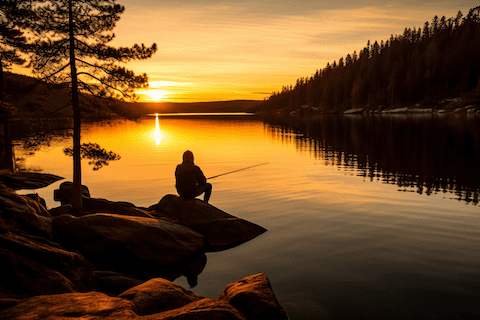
[175,150,212,203]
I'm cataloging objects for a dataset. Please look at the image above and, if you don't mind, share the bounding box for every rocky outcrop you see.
[52,213,205,277]
[0,173,287,319]
[0,291,139,320]
[0,275,288,320]
[0,246,78,299]
[0,182,53,239]
[142,298,247,320]
[118,277,204,316]
[0,231,97,298]
[220,273,290,320]
[149,195,267,250]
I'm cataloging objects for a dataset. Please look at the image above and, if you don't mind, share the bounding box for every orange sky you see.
[16,1,478,103]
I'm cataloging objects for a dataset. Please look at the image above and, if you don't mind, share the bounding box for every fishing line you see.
[207,162,269,180]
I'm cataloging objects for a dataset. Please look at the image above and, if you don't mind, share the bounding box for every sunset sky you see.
[20,0,479,102]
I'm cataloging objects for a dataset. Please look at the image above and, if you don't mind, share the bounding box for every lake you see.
[16,113,480,319]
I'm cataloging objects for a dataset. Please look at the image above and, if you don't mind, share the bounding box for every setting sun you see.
[145,89,169,102]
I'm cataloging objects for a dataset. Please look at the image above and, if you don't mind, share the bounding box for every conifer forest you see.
[260,7,480,113]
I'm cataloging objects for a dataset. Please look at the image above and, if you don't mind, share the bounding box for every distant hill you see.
[4,72,262,119]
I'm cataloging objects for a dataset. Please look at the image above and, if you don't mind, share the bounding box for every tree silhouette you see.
[0,0,32,171]
[29,0,157,213]
[259,7,480,114]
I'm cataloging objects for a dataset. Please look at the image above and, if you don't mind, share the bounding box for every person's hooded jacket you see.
[175,151,207,198]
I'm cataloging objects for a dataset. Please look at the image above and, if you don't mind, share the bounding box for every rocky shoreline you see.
[0,171,288,319]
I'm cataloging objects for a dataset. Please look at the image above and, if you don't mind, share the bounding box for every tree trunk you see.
[69,0,82,214]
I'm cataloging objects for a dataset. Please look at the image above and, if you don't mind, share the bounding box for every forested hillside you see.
[259,7,480,114]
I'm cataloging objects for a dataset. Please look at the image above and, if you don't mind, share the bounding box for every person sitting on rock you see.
[175,150,212,203]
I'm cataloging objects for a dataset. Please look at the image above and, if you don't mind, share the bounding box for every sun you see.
[146,89,168,101]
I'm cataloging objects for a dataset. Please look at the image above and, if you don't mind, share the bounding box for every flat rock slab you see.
[219,273,290,320]
[0,172,63,190]
[0,291,138,320]
[52,213,205,277]
[149,195,267,250]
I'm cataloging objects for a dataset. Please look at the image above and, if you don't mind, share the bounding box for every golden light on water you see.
[154,114,162,145]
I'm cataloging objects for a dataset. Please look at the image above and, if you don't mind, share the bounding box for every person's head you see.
[183,150,194,163]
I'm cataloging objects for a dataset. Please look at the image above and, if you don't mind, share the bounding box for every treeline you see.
[260,7,480,113]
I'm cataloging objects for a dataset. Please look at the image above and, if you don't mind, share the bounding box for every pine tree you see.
[0,0,33,171]
[30,0,157,213]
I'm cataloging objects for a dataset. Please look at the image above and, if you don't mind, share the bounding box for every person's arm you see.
[196,166,207,186]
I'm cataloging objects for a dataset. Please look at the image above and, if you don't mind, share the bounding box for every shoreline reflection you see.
[263,114,480,205]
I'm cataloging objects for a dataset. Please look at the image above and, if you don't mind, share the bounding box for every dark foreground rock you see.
[118,277,204,316]
[0,182,53,239]
[149,194,267,250]
[0,174,287,319]
[141,298,247,320]
[0,231,97,298]
[0,291,138,320]
[52,213,205,277]
[220,273,290,320]
[1,274,288,320]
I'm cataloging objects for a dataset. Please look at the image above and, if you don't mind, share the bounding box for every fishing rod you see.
[207,162,269,180]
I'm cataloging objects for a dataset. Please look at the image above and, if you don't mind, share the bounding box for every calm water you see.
[17,114,480,319]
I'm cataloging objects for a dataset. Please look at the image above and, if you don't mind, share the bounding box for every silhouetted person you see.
[175,150,212,203]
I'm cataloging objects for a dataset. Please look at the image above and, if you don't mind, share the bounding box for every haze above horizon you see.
[16,0,477,103]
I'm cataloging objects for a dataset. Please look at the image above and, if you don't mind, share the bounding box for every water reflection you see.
[263,114,480,205]
[154,114,162,145]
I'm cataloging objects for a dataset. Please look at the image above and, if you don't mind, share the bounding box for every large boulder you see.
[52,213,205,277]
[142,298,247,320]
[219,273,290,320]
[118,277,204,316]
[0,291,138,320]
[0,231,97,298]
[0,182,52,239]
[53,181,90,207]
[149,195,267,250]
[0,172,63,190]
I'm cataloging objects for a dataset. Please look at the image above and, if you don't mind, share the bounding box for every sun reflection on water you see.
[154,114,162,145]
